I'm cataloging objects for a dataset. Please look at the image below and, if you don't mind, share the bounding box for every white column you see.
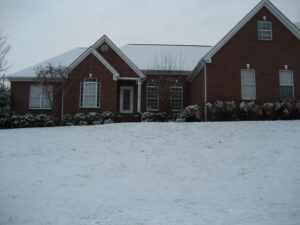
[137,79,142,112]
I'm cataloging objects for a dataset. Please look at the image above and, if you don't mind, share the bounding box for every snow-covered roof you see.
[8,44,212,80]
[8,47,87,79]
[120,44,212,71]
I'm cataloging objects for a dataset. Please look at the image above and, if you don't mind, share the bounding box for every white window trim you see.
[257,21,273,41]
[146,83,159,111]
[279,70,294,98]
[241,69,256,100]
[29,85,53,110]
[120,86,134,113]
[80,81,100,109]
[170,85,183,112]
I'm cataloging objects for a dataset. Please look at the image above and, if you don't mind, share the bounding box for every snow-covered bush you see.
[296,101,300,116]
[32,114,55,127]
[62,113,74,126]
[275,98,298,120]
[207,101,236,121]
[141,112,155,122]
[0,84,11,128]
[0,106,11,128]
[140,112,167,122]
[177,105,201,122]
[101,111,116,123]
[87,112,101,125]
[239,101,262,120]
[155,112,167,122]
[261,103,277,120]
[74,113,87,125]
[10,113,55,128]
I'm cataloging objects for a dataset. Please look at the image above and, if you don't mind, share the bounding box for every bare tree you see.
[0,30,11,85]
[146,50,186,114]
[35,63,67,119]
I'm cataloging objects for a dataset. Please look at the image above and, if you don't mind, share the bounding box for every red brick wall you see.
[141,74,189,113]
[10,81,62,116]
[191,7,300,107]
[64,53,118,114]
[96,42,139,78]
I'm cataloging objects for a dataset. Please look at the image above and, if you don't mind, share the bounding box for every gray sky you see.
[0,0,299,74]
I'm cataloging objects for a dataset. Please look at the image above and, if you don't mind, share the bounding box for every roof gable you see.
[67,46,119,80]
[92,35,145,78]
[189,0,300,81]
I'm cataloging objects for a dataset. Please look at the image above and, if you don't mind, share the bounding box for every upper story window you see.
[170,84,183,112]
[279,70,294,99]
[257,21,272,40]
[29,85,53,109]
[80,78,100,108]
[241,69,256,100]
[146,83,159,111]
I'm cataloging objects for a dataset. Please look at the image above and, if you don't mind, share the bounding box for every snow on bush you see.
[177,105,201,122]
[207,101,236,121]
[9,113,56,128]
[74,113,87,125]
[101,111,116,123]
[239,101,262,120]
[140,112,167,122]
[86,112,101,125]
[0,84,11,128]
[62,113,74,126]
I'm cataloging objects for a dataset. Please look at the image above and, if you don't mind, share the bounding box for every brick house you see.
[8,0,300,121]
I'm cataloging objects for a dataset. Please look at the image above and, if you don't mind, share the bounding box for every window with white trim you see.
[29,85,53,109]
[279,70,294,99]
[80,78,100,108]
[257,21,272,40]
[170,84,183,112]
[146,83,159,111]
[241,69,256,100]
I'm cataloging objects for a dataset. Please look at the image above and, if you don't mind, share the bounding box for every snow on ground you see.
[0,121,300,225]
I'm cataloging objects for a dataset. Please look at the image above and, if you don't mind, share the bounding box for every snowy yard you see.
[0,121,300,225]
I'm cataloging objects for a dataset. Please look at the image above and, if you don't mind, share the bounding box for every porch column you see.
[137,79,142,112]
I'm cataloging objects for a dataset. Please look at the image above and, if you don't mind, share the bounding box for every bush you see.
[101,111,115,123]
[74,113,87,125]
[239,101,262,120]
[261,103,277,120]
[276,98,298,120]
[207,101,236,121]
[62,113,74,126]
[0,84,11,128]
[140,112,167,122]
[0,106,11,128]
[141,112,155,122]
[177,105,201,122]
[9,113,56,128]
[87,112,101,125]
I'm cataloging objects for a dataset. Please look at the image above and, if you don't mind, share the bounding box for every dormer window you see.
[257,21,272,40]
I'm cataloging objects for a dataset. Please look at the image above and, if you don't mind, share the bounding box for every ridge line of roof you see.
[125,44,212,47]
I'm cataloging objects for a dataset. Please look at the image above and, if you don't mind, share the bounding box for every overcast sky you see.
[0,0,299,74]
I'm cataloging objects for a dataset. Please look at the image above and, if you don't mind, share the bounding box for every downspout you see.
[60,75,65,124]
[204,63,207,121]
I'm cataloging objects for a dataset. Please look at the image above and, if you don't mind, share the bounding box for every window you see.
[146,83,159,111]
[170,84,183,112]
[80,78,100,108]
[29,85,53,109]
[279,70,294,99]
[257,21,272,40]
[241,69,256,100]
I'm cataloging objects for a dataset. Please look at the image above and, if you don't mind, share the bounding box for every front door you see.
[120,86,134,113]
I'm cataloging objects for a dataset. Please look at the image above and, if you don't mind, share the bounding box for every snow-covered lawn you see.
[0,121,300,225]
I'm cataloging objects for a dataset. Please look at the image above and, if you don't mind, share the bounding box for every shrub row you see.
[62,111,120,126]
[0,113,57,128]
[207,99,300,121]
